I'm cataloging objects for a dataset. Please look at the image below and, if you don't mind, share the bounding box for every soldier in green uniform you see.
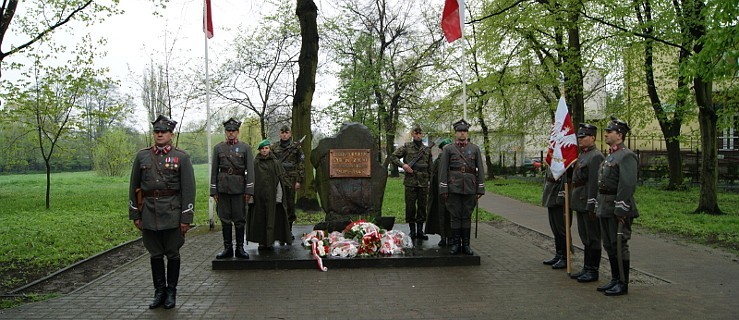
[211,118,254,260]
[391,125,433,240]
[270,125,304,240]
[570,123,605,282]
[425,138,452,246]
[541,166,570,269]
[439,119,485,255]
[129,115,195,309]
[247,139,292,250]
[596,117,639,296]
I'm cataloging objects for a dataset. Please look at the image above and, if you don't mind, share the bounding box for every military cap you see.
[258,139,271,149]
[280,125,291,132]
[453,119,470,132]
[223,118,241,131]
[605,116,630,135]
[438,138,452,149]
[411,124,423,133]
[577,123,598,138]
[151,115,177,132]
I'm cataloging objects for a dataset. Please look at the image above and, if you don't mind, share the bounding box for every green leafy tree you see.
[92,128,134,176]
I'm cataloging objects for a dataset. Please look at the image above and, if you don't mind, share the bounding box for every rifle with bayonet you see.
[404,141,435,173]
[279,135,306,162]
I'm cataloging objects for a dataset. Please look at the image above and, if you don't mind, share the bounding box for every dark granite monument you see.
[310,123,392,231]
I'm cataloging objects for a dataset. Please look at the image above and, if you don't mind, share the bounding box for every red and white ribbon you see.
[311,239,328,272]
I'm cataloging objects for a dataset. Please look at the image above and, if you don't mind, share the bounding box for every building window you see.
[719,115,738,151]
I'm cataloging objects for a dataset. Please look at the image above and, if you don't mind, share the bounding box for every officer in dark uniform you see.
[391,125,433,240]
[439,119,485,255]
[129,115,195,309]
[426,138,453,246]
[211,118,255,260]
[541,165,570,269]
[570,123,605,282]
[596,116,639,296]
[271,124,304,239]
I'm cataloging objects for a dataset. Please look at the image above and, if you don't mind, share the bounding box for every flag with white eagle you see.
[545,96,578,180]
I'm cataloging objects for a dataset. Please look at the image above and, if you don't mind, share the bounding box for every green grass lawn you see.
[0,166,498,295]
[486,178,739,252]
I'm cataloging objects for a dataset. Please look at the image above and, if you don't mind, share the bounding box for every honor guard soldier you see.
[247,139,292,250]
[391,124,433,240]
[271,124,304,239]
[439,119,485,255]
[596,117,639,296]
[211,118,255,259]
[541,165,570,269]
[129,115,195,309]
[426,138,453,246]
[570,123,605,282]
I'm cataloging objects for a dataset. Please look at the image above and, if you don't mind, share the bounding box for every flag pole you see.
[204,1,214,230]
[461,35,467,121]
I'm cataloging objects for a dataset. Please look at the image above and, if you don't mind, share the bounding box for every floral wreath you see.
[301,220,413,271]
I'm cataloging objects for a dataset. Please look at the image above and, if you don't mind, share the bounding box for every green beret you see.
[258,139,271,149]
[280,125,291,132]
[152,115,177,132]
[438,138,452,149]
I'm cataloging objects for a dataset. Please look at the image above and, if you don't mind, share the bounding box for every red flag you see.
[441,0,464,43]
[203,0,213,39]
[545,96,578,180]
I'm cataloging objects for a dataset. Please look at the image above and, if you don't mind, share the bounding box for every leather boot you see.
[543,236,562,265]
[461,228,473,255]
[164,259,180,309]
[216,225,234,259]
[235,227,249,259]
[570,249,589,279]
[578,249,601,282]
[409,223,417,240]
[597,255,620,292]
[449,229,461,255]
[148,258,167,309]
[605,260,629,296]
[416,222,428,240]
[551,256,567,269]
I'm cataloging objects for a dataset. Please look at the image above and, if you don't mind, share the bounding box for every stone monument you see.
[310,123,391,231]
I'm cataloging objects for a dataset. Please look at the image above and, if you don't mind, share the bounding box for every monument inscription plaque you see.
[329,149,371,178]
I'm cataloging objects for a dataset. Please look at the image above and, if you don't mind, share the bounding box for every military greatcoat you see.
[246,152,291,246]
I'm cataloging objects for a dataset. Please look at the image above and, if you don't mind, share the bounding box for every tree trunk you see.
[564,15,585,127]
[694,78,721,214]
[293,0,320,211]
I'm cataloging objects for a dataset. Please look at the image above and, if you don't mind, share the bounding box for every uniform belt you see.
[573,181,586,188]
[142,189,178,197]
[449,166,474,173]
[220,168,245,176]
[598,189,616,195]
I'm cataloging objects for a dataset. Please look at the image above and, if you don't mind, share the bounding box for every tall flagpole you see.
[461,33,467,121]
[204,1,214,230]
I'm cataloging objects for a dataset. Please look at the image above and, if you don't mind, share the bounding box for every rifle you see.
[405,142,435,172]
[279,135,306,162]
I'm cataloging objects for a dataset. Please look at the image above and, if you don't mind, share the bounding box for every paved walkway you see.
[1,194,738,319]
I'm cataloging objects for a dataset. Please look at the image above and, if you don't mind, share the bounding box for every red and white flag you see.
[545,96,578,180]
[441,0,464,43]
[203,0,214,39]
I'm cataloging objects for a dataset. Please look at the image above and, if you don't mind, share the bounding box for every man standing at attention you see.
[570,123,605,282]
[129,115,195,309]
[439,119,485,255]
[211,118,254,260]
[391,125,433,240]
[596,116,639,296]
[271,124,304,239]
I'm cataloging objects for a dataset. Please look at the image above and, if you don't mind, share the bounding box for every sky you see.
[4,0,341,131]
